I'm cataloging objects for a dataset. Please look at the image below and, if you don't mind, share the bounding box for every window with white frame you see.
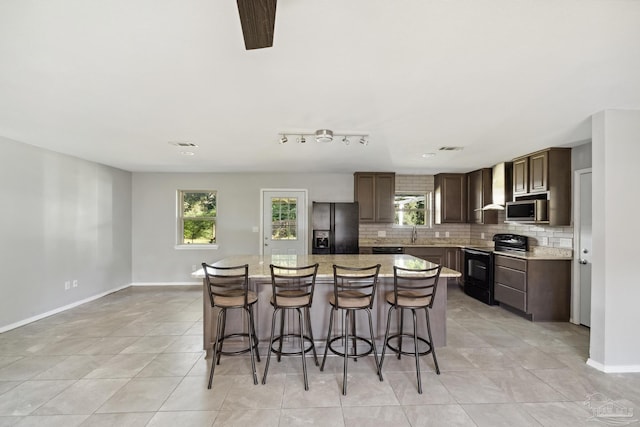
[178,190,217,245]
[394,192,432,227]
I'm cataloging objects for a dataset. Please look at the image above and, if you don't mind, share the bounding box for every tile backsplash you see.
[359,174,573,251]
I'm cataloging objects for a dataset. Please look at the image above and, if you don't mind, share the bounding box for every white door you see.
[573,169,592,327]
[261,190,308,256]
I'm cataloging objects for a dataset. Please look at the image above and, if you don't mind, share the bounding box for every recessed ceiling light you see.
[421,153,436,158]
[169,141,198,147]
[180,151,195,156]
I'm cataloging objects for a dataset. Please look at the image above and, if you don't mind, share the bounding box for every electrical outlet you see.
[481,232,485,239]
[435,231,440,238]
[64,281,70,290]
[377,230,386,237]
[192,264,198,272]
[72,280,78,288]
[445,231,450,237]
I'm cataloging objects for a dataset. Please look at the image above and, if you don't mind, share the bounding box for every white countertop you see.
[192,254,461,279]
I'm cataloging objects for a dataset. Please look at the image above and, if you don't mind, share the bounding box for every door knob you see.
[579,259,588,265]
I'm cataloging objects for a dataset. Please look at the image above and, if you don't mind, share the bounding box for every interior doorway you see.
[261,190,308,256]
[572,168,592,327]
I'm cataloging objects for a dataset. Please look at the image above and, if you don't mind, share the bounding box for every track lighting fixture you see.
[277,129,369,146]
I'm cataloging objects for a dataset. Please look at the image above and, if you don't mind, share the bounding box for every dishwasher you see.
[371,246,404,255]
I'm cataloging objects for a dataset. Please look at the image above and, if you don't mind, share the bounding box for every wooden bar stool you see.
[320,264,382,395]
[380,264,442,394]
[201,263,260,389]
[262,263,319,390]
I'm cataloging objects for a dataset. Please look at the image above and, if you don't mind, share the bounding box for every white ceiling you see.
[1,0,639,174]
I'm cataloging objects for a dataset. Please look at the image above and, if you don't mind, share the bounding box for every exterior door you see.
[573,169,592,327]
[261,190,308,256]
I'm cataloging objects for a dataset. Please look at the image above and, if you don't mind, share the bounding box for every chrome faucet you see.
[411,225,418,244]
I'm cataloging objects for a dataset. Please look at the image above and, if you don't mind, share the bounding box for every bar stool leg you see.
[262,308,280,385]
[412,308,423,394]
[425,307,440,375]
[379,305,394,376]
[397,308,404,360]
[351,311,357,362]
[320,307,335,371]
[305,307,319,366]
[342,308,349,396]
[245,308,258,385]
[366,308,383,381]
[248,305,260,362]
[209,309,225,389]
[277,309,285,362]
[298,308,309,391]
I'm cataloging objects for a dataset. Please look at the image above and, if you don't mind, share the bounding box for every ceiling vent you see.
[438,146,464,151]
[169,141,198,147]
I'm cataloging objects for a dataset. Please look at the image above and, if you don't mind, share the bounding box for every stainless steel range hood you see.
[482,162,513,210]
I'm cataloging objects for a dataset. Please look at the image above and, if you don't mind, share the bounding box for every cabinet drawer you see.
[495,283,526,311]
[495,265,526,291]
[495,255,527,271]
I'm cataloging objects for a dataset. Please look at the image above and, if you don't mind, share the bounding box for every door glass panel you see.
[271,197,297,240]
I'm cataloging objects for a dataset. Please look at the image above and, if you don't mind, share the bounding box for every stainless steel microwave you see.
[505,200,549,222]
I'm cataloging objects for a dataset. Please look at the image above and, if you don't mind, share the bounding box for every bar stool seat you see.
[380,264,442,394]
[201,263,260,389]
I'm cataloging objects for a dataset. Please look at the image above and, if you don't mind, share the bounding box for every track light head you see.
[279,135,288,144]
[359,136,368,146]
[342,136,350,145]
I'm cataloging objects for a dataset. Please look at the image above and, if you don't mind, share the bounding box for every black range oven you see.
[463,247,495,305]
[463,234,528,305]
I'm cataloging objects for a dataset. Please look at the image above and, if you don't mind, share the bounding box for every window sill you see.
[175,244,219,250]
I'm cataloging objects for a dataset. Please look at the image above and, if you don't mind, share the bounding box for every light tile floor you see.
[1,284,639,426]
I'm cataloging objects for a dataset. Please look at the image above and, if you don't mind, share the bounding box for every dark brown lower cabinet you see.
[494,254,571,321]
[404,247,462,285]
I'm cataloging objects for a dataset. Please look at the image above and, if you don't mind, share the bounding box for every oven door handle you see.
[464,248,492,256]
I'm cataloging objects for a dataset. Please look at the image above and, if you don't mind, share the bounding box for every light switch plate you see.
[435,231,440,238]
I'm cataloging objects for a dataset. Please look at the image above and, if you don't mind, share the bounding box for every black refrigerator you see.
[312,202,359,254]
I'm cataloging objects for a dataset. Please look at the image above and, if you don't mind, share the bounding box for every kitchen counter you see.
[194,254,460,357]
[359,242,572,260]
[493,250,573,261]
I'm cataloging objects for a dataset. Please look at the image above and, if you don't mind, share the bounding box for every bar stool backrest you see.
[332,264,382,309]
[392,264,442,309]
[201,263,250,308]
[269,263,319,308]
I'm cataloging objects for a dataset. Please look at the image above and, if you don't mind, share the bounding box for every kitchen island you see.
[193,254,461,356]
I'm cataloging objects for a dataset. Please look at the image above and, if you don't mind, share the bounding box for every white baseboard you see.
[0,283,131,333]
[587,358,640,373]
[130,282,200,287]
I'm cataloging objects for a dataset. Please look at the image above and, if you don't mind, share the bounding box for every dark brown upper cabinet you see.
[434,173,466,224]
[466,168,498,224]
[513,157,529,196]
[511,147,572,225]
[354,172,395,223]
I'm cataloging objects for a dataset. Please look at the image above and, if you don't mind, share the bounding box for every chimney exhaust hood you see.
[482,162,513,211]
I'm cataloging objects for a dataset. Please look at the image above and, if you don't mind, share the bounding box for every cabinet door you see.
[404,247,444,266]
[467,170,482,224]
[374,173,395,223]
[513,157,528,195]
[354,173,375,222]
[529,151,549,193]
[435,174,466,224]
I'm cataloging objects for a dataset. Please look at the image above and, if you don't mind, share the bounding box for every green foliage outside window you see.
[181,191,217,244]
[395,193,430,227]
[271,197,297,240]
